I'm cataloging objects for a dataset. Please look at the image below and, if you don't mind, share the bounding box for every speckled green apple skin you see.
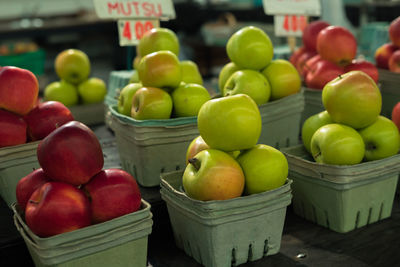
[301,110,334,152]
[131,87,172,120]
[218,62,241,94]
[138,27,179,57]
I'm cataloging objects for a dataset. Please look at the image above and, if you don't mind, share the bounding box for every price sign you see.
[93,0,175,20]
[117,19,159,46]
[274,15,308,37]
[263,0,321,16]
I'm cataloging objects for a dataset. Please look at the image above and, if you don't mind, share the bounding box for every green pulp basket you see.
[0,49,46,76]
[12,200,153,267]
[378,69,400,118]
[108,106,199,187]
[69,102,105,126]
[258,91,304,149]
[0,141,40,207]
[300,87,324,128]
[281,145,400,233]
[160,171,292,267]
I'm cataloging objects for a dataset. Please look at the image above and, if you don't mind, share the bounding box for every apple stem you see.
[313,151,321,159]
[188,158,201,171]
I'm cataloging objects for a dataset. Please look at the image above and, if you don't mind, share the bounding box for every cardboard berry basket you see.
[0,141,40,207]
[68,102,105,126]
[299,86,324,127]
[160,170,292,267]
[12,199,153,267]
[377,68,400,118]
[281,144,400,233]
[258,90,304,149]
[108,106,199,187]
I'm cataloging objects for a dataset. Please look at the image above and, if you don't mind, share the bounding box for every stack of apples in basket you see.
[15,120,142,237]
[375,16,400,73]
[290,20,379,89]
[116,27,211,120]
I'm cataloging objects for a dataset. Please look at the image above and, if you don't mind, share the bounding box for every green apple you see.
[237,144,288,195]
[180,60,203,85]
[44,80,79,107]
[182,149,245,201]
[226,26,274,70]
[301,110,334,152]
[55,49,90,84]
[171,83,211,117]
[310,123,365,165]
[129,70,140,83]
[131,87,172,120]
[117,83,143,116]
[223,69,271,105]
[358,116,400,161]
[185,135,210,164]
[218,62,241,94]
[138,50,181,92]
[261,59,301,100]
[197,94,262,152]
[77,77,107,104]
[133,56,141,71]
[322,70,382,129]
[138,27,179,57]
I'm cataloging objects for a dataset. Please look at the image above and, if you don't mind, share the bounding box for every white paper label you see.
[117,19,159,46]
[263,0,321,16]
[274,15,308,37]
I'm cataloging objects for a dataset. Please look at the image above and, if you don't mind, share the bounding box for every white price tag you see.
[274,15,308,37]
[93,0,175,20]
[263,0,321,16]
[117,19,159,46]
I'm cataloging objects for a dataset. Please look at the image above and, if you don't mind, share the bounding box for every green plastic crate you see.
[12,200,153,267]
[69,102,105,126]
[299,87,324,128]
[108,106,199,187]
[160,170,292,267]
[0,49,45,76]
[258,91,304,149]
[281,145,399,233]
[378,68,400,118]
[0,141,40,207]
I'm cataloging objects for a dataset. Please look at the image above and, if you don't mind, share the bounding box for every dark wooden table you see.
[1,124,399,267]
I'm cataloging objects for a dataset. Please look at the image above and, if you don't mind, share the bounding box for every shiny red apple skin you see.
[301,54,322,78]
[391,102,400,132]
[388,50,400,73]
[0,66,39,115]
[24,101,74,141]
[302,20,330,52]
[37,121,104,186]
[289,46,306,66]
[316,26,357,66]
[375,43,398,69]
[16,168,52,211]
[344,59,379,83]
[82,169,141,224]
[0,108,27,147]
[295,50,317,74]
[25,181,91,237]
[389,16,400,47]
[305,59,345,90]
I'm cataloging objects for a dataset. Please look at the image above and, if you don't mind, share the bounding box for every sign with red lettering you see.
[117,19,159,46]
[263,0,321,16]
[93,0,175,20]
[274,15,308,36]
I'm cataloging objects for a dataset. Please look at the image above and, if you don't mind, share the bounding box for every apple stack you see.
[109,27,211,187]
[160,94,293,266]
[0,66,78,207]
[374,16,400,117]
[44,48,108,125]
[281,70,400,233]
[217,25,304,148]
[13,120,152,266]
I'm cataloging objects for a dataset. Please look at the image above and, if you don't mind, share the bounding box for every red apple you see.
[389,16,400,47]
[374,43,399,69]
[302,20,330,52]
[389,50,400,73]
[82,169,141,224]
[25,181,91,237]
[305,59,345,90]
[316,26,357,66]
[24,101,74,141]
[289,46,306,66]
[301,54,322,78]
[16,168,52,211]
[0,109,27,147]
[391,102,400,132]
[37,121,104,186]
[344,59,379,83]
[295,49,317,74]
[0,66,39,115]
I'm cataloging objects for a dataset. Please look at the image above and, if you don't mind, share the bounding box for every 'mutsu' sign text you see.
[93,0,175,20]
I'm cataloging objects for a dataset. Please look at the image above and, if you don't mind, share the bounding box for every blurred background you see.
[0,0,399,90]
